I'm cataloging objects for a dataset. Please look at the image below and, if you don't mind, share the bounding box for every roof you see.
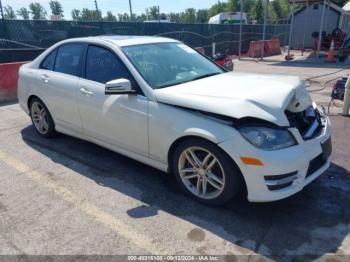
[293,1,350,16]
[63,35,178,47]
[96,35,178,47]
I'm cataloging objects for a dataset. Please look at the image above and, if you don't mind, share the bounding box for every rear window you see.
[40,49,57,71]
[54,43,85,77]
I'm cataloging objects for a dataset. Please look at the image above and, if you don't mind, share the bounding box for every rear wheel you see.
[30,98,57,138]
[172,138,243,206]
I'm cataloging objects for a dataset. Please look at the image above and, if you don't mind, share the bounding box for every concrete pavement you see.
[0,102,349,261]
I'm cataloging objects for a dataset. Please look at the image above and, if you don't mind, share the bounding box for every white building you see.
[291,1,350,49]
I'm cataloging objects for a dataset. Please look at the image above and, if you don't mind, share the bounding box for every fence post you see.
[317,0,327,56]
[287,0,296,58]
[239,0,243,59]
[261,0,268,60]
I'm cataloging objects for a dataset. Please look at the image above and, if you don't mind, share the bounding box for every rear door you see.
[39,43,86,133]
[77,44,149,156]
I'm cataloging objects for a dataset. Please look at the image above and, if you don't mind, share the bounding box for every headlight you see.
[238,126,297,150]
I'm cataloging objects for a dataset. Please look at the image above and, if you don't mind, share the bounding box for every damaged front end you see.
[284,82,327,140]
[285,105,326,140]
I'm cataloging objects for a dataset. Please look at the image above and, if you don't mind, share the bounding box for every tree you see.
[226,0,240,12]
[118,13,130,22]
[208,1,227,18]
[71,9,81,21]
[81,8,101,21]
[196,9,208,23]
[145,6,159,20]
[49,0,64,17]
[104,11,117,22]
[255,0,264,24]
[4,5,16,19]
[29,2,47,20]
[169,12,181,23]
[17,7,30,20]
[180,8,196,23]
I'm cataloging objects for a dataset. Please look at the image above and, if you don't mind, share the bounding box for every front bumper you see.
[219,116,332,202]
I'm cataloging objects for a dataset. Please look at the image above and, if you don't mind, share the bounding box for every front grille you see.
[265,171,298,191]
[285,107,324,140]
[306,153,327,178]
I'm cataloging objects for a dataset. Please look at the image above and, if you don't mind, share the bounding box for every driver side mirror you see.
[105,78,137,95]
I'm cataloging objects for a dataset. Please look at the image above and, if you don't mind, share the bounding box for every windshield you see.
[122,42,224,89]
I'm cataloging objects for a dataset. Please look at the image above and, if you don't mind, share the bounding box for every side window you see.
[85,45,134,85]
[54,43,84,77]
[40,49,57,71]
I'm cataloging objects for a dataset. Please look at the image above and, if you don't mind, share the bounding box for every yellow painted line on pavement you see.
[0,149,165,254]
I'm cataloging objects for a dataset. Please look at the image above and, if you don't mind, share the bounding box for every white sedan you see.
[18,36,332,205]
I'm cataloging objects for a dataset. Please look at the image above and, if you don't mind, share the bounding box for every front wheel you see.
[172,138,243,206]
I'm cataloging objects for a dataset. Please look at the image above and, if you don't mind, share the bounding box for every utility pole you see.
[158,5,160,22]
[129,0,133,21]
[94,0,101,21]
[0,0,4,20]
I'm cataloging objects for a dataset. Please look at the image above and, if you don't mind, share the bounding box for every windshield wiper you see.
[157,72,222,89]
[191,72,221,81]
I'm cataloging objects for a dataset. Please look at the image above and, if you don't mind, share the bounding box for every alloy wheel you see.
[178,146,226,199]
[31,101,49,135]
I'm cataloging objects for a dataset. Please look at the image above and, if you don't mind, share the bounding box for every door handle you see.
[41,74,50,83]
[80,87,93,96]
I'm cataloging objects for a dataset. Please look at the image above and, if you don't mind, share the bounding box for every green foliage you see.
[71,9,80,21]
[49,0,64,17]
[104,11,117,22]
[196,9,209,23]
[29,2,47,20]
[81,8,102,21]
[17,7,30,20]
[226,0,240,12]
[4,0,349,24]
[4,5,16,19]
[169,12,181,23]
[208,1,227,18]
[118,13,130,22]
[255,0,264,24]
[145,6,159,20]
[180,8,196,24]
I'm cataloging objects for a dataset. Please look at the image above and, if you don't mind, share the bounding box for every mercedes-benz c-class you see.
[18,36,332,205]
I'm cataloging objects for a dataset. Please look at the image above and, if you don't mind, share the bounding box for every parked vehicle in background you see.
[18,36,332,205]
[208,12,247,24]
[213,52,234,71]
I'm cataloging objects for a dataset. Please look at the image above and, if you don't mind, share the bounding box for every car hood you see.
[154,72,312,126]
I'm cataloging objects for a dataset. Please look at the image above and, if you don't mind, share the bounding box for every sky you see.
[4,0,221,19]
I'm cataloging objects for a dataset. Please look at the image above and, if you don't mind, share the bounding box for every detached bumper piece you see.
[264,171,298,191]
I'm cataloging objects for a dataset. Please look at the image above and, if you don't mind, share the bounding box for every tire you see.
[172,138,243,206]
[29,98,57,138]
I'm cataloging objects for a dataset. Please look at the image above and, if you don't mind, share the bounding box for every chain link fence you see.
[0,20,289,63]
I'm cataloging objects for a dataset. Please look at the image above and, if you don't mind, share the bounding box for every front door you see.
[77,44,148,156]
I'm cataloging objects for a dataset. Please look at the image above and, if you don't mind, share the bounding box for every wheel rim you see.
[31,101,49,135]
[178,146,225,200]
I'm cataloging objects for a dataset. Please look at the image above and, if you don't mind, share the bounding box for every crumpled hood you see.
[154,71,312,126]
